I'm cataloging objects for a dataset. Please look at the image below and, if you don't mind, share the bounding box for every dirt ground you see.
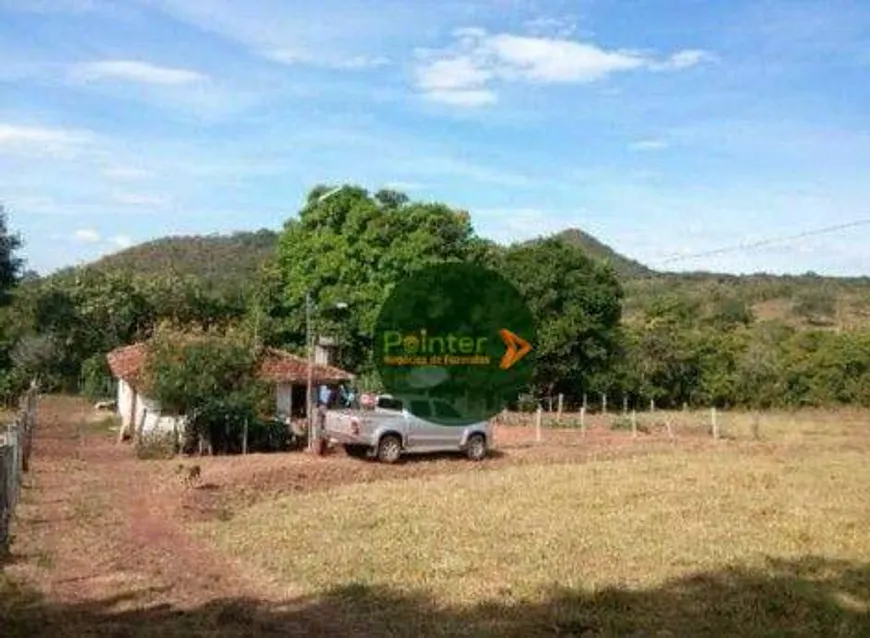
[1,395,711,636]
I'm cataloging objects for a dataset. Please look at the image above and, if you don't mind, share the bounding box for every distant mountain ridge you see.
[57,226,651,284]
[67,229,279,294]
[548,228,653,278]
[35,224,870,329]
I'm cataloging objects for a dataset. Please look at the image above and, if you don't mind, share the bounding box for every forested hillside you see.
[65,229,279,298]
[552,228,652,278]
[37,224,870,331]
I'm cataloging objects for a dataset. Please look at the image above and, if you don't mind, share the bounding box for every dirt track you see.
[1,395,704,636]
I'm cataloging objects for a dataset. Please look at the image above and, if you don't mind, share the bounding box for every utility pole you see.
[306,291,315,452]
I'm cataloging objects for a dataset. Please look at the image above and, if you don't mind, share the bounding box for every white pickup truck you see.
[323,394,491,463]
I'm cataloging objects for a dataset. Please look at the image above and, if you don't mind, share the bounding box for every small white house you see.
[106,343,354,440]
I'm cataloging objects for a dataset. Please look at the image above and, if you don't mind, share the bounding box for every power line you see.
[655,218,870,266]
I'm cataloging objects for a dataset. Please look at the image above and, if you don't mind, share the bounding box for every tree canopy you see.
[0,205,23,307]
[269,185,489,374]
[497,237,623,401]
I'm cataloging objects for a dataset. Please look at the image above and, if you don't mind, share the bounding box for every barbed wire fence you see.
[493,391,747,447]
[1,381,38,558]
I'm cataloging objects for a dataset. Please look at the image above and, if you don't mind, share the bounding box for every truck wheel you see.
[376,434,402,464]
[466,434,487,461]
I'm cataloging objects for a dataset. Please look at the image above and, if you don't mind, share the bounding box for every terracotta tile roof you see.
[257,348,355,384]
[106,343,147,385]
[106,343,354,387]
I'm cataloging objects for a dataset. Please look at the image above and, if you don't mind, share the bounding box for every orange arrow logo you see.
[499,329,532,370]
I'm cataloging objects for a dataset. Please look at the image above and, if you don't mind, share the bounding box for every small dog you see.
[176,463,202,487]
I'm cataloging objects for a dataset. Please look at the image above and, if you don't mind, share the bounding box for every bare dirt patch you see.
[176,421,697,523]
[2,396,306,636]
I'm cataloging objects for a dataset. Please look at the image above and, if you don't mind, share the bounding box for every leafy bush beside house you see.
[139,323,272,456]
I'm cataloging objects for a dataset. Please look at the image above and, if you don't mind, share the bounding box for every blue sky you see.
[2,0,870,276]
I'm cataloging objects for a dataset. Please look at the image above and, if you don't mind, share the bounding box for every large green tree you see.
[0,205,23,307]
[270,185,487,374]
[0,206,24,397]
[497,237,624,402]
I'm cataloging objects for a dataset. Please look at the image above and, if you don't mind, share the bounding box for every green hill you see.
[550,228,653,278]
[59,229,279,295]
[46,225,648,290]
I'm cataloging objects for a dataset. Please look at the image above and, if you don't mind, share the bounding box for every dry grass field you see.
[1,396,869,636]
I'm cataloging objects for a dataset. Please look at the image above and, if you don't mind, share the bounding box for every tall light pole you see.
[306,290,314,451]
[306,295,350,453]
[306,184,350,454]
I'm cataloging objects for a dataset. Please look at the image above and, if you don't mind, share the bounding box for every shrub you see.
[181,394,286,455]
[611,416,633,431]
[80,353,115,401]
[516,393,539,413]
[610,415,650,434]
[135,430,178,460]
[140,323,267,417]
[246,418,292,453]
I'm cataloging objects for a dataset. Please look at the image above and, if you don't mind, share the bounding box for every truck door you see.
[405,398,440,450]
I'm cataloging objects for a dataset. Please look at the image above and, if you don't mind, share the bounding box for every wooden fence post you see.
[0,445,11,555]
[601,393,607,414]
[242,419,249,455]
[711,407,719,441]
[631,410,637,439]
[580,406,586,437]
[535,406,542,444]
[622,394,628,415]
[557,394,563,423]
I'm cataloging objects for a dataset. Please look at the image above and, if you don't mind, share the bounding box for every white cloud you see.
[629,138,669,151]
[336,55,392,69]
[112,192,168,207]
[268,50,391,69]
[0,124,91,147]
[414,29,713,107]
[73,228,101,243]
[70,60,208,85]
[143,0,420,75]
[0,123,94,158]
[109,234,133,248]
[416,57,493,91]
[652,49,717,71]
[485,34,648,83]
[424,89,497,107]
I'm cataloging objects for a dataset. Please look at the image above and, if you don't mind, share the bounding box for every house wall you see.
[136,394,183,436]
[117,379,135,430]
[314,341,336,366]
[276,383,293,417]
[113,376,184,441]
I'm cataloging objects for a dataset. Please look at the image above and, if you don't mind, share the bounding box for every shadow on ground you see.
[2,555,869,637]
